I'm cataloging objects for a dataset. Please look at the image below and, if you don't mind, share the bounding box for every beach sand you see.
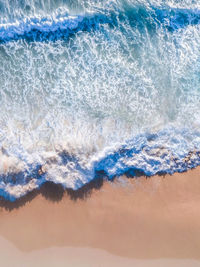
[0,168,200,266]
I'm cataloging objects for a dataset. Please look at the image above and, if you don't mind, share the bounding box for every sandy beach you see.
[0,168,200,266]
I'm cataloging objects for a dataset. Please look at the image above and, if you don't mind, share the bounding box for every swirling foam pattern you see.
[0,0,200,200]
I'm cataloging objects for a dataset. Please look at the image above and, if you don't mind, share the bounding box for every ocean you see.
[0,0,200,200]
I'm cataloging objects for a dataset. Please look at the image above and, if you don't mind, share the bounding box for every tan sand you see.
[0,168,200,266]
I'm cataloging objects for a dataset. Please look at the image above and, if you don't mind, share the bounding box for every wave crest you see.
[1,6,200,43]
[0,127,200,201]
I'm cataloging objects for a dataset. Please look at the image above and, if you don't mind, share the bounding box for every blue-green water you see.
[0,0,200,200]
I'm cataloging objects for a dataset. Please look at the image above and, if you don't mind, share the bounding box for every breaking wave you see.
[1,6,200,43]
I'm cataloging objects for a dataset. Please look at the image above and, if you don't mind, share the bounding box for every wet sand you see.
[0,168,200,266]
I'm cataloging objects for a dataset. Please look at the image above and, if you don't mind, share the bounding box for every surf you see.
[0,0,200,200]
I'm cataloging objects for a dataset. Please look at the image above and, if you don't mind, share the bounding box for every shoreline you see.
[1,237,200,267]
[0,168,200,265]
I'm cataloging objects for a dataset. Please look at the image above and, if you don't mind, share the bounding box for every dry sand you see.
[0,168,200,266]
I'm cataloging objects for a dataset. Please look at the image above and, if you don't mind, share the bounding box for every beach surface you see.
[0,168,200,266]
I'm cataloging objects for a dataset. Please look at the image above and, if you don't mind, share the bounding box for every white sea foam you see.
[0,0,200,200]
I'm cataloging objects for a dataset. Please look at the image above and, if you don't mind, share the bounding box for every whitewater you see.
[0,0,200,200]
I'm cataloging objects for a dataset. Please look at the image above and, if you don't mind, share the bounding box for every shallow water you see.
[0,0,200,200]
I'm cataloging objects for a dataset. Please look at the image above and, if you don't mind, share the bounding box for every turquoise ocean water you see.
[0,0,200,200]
